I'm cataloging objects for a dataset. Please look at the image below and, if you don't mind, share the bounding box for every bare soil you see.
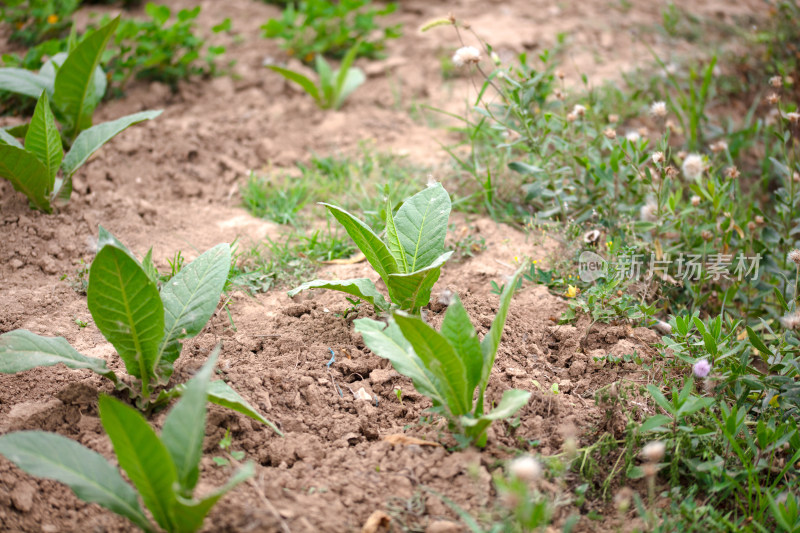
[0,0,763,531]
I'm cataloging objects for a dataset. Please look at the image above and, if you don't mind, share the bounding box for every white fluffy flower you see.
[572,104,586,117]
[640,201,658,222]
[650,101,667,118]
[626,131,641,142]
[641,441,666,463]
[681,153,704,180]
[452,46,481,67]
[509,456,542,481]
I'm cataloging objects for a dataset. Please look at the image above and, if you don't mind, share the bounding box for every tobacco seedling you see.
[289,183,453,313]
[0,349,255,533]
[267,42,365,110]
[0,17,161,211]
[354,264,531,447]
[0,227,280,434]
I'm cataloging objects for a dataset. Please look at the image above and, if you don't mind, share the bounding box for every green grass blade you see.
[0,431,153,532]
[439,294,482,394]
[287,278,389,312]
[0,330,114,380]
[24,92,62,185]
[87,244,164,381]
[206,380,282,436]
[99,395,177,531]
[393,183,451,271]
[267,65,320,105]
[155,243,230,380]
[0,144,52,211]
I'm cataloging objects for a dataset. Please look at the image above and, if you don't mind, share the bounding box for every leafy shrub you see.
[355,264,530,447]
[262,0,401,63]
[289,183,453,313]
[267,42,365,110]
[1,0,79,46]
[0,350,255,533]
[0,226,279,434]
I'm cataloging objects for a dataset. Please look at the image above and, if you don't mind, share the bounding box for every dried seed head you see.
[608,114,619,123]
[747,221,757,232]
[652,151,665,164]
[767,92,780,105]
[452,46,481,67]
[615,487,634,513]
[566,112,577,122]
[794,172,800,183]
[665,165,679,179]
[755,215,765,225]
[563,436,578,459]
[770,75,783,88]
[786,111,800,124]
[780,311,800,330]
[419,17,454,32]
[554,88,565,101]
[693,359,711,378]
[650,101,667,118]
[682,153,704,180]
[789,249,800,266]
[691,195,701,207]
[701,230,713,241]
[640,201,658,222]
[509,456,543,482]
[626,131,641,143]
[638,126,649,137]
[725,166,741,179]
[603,128,617,139]
[556,69,565,80]
[710,140,728,153]
[572,104,586,117]
[641,441,666,463]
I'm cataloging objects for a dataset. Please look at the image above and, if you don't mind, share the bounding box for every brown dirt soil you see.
[0,0,763,531]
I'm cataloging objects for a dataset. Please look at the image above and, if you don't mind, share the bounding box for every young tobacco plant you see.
[289,183,453,313]
[0,349,255,533]
[0,227,279,433]
[267,42,365,110]
[0,17,161,211]
[354,264,531,447]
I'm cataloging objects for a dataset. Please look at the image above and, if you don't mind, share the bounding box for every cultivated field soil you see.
[0,0,765,532]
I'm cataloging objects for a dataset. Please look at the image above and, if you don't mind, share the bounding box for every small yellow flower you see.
[513,256,520,263]
[47,14,59,24]
[606,240,613,248]
[532,260,538,264]
[769,395,780,408]
[565,285,578,298]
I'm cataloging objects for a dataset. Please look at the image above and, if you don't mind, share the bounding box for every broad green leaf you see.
[394,312,470,416]
[0,330,115,380]
[161,347,218,495]
[99,395,177,531]
[0,128,24,149]
[155,243,231,380]
[393,183,451,271]
[462,388,531,446]
[4,123,29,139]
[0,68,53,99]
[0,144,52,211]
[315,55,335,106]
[334,68,365,109]
[747,326,772,357]
[53,17,118,138]
[25,92,62,185]
[61,110,163,178]
[646,384,675,416]
[287,278,389,312]
[637,414,672,433]
[267,65,320,105]
[322,202,399,280]
[354,318,444,403]
[384,197,408,272]
[440,295,482,394]
[386,251,452,311]
[207,380,282,436]
[97,225,138,261]
[141,248,160,285]
[479,263,525,388]
[0,431,153,533]
[170,462,254,533]
[88,245,164,380]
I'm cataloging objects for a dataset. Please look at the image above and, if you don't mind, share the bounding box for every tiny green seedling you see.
[0,226,279,434]
[0,349,255,533]
[289,183,453,314]
[267,42,365,110]
[212,428,245,467]
[355,263,531,447]
[0,17,161,211]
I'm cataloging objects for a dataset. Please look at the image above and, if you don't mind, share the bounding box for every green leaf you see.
[747,326,772,357]
[0,68,53,99]
[99,395,177,531]
[440,295,482,394]
[4,123,30,139]
[646,384,675,416]
[461,388,531,446]
[479,263,525,388]
[333,68,365,109]
[25,92,63,185]
[155,243,231,381]
[0,144,52,211]
[88,244,164,380]
[53,17,119,138]
[386,251,452,311]
[170,462,254,533]
[322,202,398,280]
[315,55,335,106]
[637,414,672,433]
[0,330,115,380]
[393,183,451,271]
[267,65,320,106]
[394,312,470,416]
[207,380,282,436]
[287,278,389,312]
[0,128,24,149]
[161,347,218,495]
[384,197,409,272]
[97,225,139,262]
[0,431,153,533]
[61,110,163,178]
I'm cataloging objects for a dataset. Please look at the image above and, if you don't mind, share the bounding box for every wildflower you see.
[641,441,665,463]
[789,249,800,265]
[47,14,58,24]
[767,92,780,105]
[747,221,757,232]
[638,127,649,137]
[693,359,711,378]
[725,166,740,179]
[681,153,704,180]
[640,201,658,222]
[606,240,613,248]
[554,88,565,101]
[608,114,619,123]
[770,75,783,88]
[665,165,679,179]
[786,111,800,124]
[603,128,617,139]
[755,215,765,225]
[701,230,713,241]
[779,311,800,330]
[452,46,480,67]
[625,131,640,143]
[566,112,577,122]
[665,119,679,133]
[509,456,542,481]
[572,104,586,117]
[565,285,578,298]
[651,151,665,164]
[650,101,667,118]
[710,140,728,153]
[556,69,565,80]
[691,195,701,207]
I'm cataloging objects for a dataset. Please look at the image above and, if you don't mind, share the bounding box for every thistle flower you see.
[681,153,704,180]
[691,195,701,207]
[452,46,480,67]
[789,249,800,265]
[572,104,586,117]
[650,101,667,118]
[779,311,800,330]
[652,151,665,164]
[603,128,617,139]
[509,456,542,481]
[770,75,783,88]
[692,359,711,378]
[641,441,665,463]
[725,166,740,179]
